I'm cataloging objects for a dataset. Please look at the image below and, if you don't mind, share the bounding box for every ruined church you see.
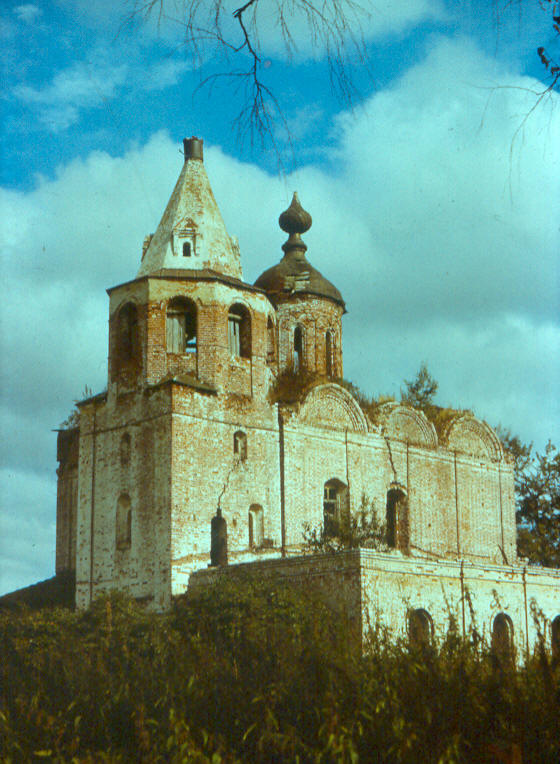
[55,137,559,654]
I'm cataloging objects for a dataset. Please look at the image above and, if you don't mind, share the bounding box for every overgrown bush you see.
[1,581,559,762]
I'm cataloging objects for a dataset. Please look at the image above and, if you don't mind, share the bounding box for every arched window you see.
[117,303,138,363]
[233,430,247,461]
[266,317,276,364]
[119,433,131,467]
[116,494,132,550]
[326,330,333,377]
[249,504,264,548]
[228,304,251,358]
[551,616,560,661]
[492,613,514,661]
[408,608,433,647]
[167,297,197,354]
[323,478,349,537]
[386,487,410,554]
[294,325,304,371]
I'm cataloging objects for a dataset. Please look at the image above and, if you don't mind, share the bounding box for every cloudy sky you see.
[1,0,559,595]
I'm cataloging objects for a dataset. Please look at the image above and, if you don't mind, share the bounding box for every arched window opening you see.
[326,330,333,377]
[249,504,264,548]
[117,303,138,363]
[386,488,410,554]
[120,433,131,467]
[182,242,191,257]
[551,616,560,661]
[116,494,132,551]
[408,609,433,647]
[233,430,247,461]
[323,478,349,538]
[266,317,276,364]
[228,304,251,358]
[294,326,304,371]
[167,297,197,354]
[492,613,514,661]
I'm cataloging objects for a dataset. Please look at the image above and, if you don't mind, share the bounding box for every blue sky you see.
[1,0,559,594]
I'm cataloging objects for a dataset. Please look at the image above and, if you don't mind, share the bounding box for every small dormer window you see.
[182,242,191,257]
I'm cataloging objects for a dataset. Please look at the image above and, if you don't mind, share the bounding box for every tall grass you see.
[1,580,558,762]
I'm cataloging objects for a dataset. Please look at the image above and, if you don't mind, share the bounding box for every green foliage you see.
[400,363,438,410]
[303,495,388,553]
[2,582,559,762]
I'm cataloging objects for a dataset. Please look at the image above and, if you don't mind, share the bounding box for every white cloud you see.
[2,36,559,594]
[13,4,42,23]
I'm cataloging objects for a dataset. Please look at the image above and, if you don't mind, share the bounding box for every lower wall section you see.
[189,551,560,658]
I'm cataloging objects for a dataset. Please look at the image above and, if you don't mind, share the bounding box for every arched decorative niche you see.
[233,430,247,461]
[444,415,503,462]
[372,402,437,448]
[266,317,276,364]
[116,494,132,551]
[298,383,368,433]
[119,433,131,467]
[248,504,264,548]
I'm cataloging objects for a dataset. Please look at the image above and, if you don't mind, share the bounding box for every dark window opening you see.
[294,326,304,371]
[167,297,197,354]
[116,494,132,551]
[182,242,192,257]
[492,613,514,662]
[233,430,247,461]
[117,303,138,363]
[326,331,333,377]
[408,608,433,647]
[266,317,276,364]
[323,478,349,538]
[551,616,560,661]
[386,488,409,554]
[228,304,251,358]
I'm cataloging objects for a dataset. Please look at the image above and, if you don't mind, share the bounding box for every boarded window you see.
[386,488,409,554]
[249,504,264,548]
[323,478,349,537]
[294,326,304,371]
[408,609,433,646]
[492,613,514,661]
[166,297,197,354]
[116,494,132,550]
[117,303,138,362]
[233,430,247,461]
[228,304,251,358]
[326,330,333,376]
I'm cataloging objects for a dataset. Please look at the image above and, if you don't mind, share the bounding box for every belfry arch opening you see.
[228,303,251,358]
[117,303,139,363]
[323,478,349,538]
[325,330,333,377]
[166,297,197,354]
[386,487,409,554]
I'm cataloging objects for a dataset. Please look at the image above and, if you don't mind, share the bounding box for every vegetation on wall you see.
[1,581,559,763]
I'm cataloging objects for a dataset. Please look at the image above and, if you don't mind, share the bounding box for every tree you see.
[400,363,438,411]
[129,0,370,155]
[303,494,387,553]
[515,441,560,567]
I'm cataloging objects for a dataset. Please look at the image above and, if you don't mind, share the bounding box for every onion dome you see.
[254,193,345,309]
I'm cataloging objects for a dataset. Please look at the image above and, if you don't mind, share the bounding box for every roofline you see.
[107,271,267,296]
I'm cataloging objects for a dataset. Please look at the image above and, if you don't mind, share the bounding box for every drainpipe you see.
[278,408,286,557]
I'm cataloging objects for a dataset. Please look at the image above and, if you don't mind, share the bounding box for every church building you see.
[55,137,559,655]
